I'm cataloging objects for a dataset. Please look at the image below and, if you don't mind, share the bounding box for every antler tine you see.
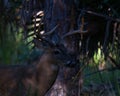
[42,24,59,36]
[34,24,59,47]
[63,29,88,38]
[37,24,60,47]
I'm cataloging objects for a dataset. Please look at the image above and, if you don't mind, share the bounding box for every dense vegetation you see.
[0,0,120,95]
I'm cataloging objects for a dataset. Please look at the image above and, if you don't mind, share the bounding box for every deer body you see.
[0,20,77,95]
[0,51,60,96]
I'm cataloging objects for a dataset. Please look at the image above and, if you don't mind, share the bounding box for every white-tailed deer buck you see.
[0,30,75,96]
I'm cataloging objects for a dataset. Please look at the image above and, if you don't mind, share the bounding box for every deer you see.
[0,29,76,96]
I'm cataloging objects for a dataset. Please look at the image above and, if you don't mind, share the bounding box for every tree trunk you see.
[44,0,80,96]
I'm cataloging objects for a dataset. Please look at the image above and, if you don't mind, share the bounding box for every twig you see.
[79,9,120,22]
[85,67,118,78]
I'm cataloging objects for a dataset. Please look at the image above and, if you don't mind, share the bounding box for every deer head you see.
[0,25,77,96]
[34,24,78,67]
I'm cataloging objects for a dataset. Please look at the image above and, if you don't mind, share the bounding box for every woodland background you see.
[0,0,120,96]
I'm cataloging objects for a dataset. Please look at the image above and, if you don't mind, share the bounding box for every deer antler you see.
[42,24,59,36]
[34,24,59,45]
[63,29,88,38]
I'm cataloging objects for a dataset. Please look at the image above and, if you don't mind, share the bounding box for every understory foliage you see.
[0,0,32,64]
[0,0,120,95]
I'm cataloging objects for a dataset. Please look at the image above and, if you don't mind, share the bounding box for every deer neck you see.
[31,54,59,95]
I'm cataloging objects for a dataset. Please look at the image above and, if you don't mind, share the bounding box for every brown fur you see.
[0,50,63,96]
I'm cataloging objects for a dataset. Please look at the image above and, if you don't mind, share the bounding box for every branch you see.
[79,9,120,22]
